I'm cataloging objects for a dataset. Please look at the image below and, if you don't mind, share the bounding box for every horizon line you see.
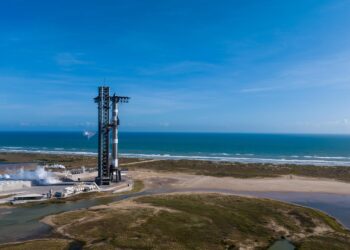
[1,130,350,136]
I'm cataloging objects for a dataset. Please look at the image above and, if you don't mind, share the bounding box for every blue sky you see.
[1,0,350,133]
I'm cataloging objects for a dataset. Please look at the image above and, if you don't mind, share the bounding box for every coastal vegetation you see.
[3,152,350,182]
[32,194,350,249]
[0,152,139,169]
[129,159,350,183]
[0,239,72,250]
[2,153,350,249]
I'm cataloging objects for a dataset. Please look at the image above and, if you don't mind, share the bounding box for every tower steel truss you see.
[94,86,130,185]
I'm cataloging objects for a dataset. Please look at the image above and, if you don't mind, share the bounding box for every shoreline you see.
[0,195,344,250]
[16,192,350,249]
[1,157,350,247]
[3,151,350,183]
[2,149,350,166]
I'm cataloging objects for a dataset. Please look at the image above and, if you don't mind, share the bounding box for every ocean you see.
[1,132,350,166]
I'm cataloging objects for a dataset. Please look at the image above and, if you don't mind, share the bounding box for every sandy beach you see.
[129,169,350,195]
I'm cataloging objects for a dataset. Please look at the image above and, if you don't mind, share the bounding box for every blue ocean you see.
[1,132,350,166]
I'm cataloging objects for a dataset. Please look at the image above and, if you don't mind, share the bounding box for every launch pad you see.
[94,86,130,185]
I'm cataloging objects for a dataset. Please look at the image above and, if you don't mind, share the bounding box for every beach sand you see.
[129,169,350,194]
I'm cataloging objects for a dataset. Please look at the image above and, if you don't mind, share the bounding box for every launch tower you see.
[94,86,130,185]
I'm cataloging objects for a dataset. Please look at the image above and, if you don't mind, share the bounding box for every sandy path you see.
[129,170,350,195]
[120,159,163,166]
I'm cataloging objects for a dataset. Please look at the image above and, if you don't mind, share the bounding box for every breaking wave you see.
[1,147,350,166]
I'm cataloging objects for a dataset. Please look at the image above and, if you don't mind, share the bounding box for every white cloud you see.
[240,86,281,93]
[137,61,218,76]
[54,53,89,67]
[239,52,350,93]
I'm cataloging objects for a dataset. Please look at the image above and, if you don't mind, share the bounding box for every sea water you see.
[1,132,350,166]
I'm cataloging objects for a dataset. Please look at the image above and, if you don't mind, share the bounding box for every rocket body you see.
[94,87,129,185]
[111,97,119,170]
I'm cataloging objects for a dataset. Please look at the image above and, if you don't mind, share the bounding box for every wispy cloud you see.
[137,61,218,76]
[54,52,89,67]
[294,118,350,133]
[240,86,281,93]
[239,52,350,93]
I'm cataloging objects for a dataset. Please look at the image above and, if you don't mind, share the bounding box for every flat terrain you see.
[0,239,73,250]
[39,194,350,249]
[0,152,140,171]
[1,153,350,249]
[4,152,350,195]
[3,152,350,183]
[130,170,350,195]
[127,159,350,183]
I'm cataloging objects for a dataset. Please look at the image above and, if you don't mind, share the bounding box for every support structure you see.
[95,86,111,185]
[94,86,130,185]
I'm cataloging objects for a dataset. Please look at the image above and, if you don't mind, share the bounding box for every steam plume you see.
[0,166,60,184]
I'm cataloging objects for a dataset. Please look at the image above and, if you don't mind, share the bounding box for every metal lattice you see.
[95,86,130,185]
[95,86,110,185]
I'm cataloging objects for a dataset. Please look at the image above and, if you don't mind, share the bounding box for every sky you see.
[1,0,350,133]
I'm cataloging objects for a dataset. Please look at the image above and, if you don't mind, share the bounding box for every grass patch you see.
[52,210,93,226]
[3,152,350,182]
[0,239,72,250]
[298,235,350,250]
[133,179,145,192]
[49,194,350,249]
[128,159,350,182]
[305,208,348,234]
[0,152,141,169]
